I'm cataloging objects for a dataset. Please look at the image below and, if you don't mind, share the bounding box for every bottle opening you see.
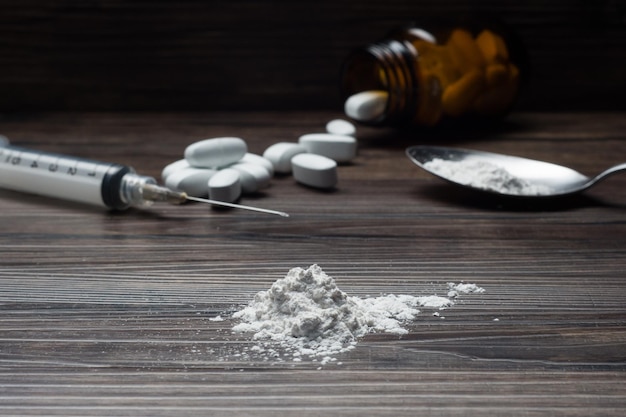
[341,40,419,126]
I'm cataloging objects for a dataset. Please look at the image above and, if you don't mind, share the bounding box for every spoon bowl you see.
[406,145,626,198]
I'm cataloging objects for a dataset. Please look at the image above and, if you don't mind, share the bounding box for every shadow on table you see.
[357,119,530,150]
[416,184,625,212]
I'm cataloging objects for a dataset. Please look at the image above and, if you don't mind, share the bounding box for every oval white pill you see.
[161,158,190,181]
[239,153,274,176]
[262,142,308,174]
[230,162,271,194]
[407,28,436,43]
[291,153,338,189]
[165,167,217,198]
[325,119,356,136]
[298,133,357,163]
[344,90,388,122]
[208,168,242,203]
[184,137,247,169]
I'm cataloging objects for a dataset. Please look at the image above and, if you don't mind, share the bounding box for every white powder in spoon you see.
[424,158,552,196]
[232,264,483,363]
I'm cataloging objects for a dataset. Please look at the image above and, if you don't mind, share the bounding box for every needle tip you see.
[184,195,289,217]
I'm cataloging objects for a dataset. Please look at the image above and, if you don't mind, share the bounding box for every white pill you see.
[165,167,217,198]
[407,28,437,43]
[262,142,308,174]
[161,158,190,181]
[184,137,247,169]
[325,119,356,136]
[239,152,274,176]
[230,162,271,194]
[208,168,242,203]
[298,133,357,163]
[344,90,388,122]
[291,153,338,189]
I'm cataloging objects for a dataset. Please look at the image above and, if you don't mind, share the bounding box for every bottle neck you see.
[342,39,419,126]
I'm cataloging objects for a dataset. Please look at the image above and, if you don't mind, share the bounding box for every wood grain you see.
[1,111,626,416]
[1,0,625,111]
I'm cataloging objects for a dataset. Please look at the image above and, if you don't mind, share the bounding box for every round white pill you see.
[325,119,356,136]
[208,168,242,203]
[238,152,274,176]
[344,90,388,122]
[165,167,217,198]
[230,162,271,194]
[262,142,308,174]
[161,158,190,181]
[184,137,247,169]
[298,133,357,163]
[291,153,338,189]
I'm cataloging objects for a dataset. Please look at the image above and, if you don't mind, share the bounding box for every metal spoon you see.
[406,145,626,198]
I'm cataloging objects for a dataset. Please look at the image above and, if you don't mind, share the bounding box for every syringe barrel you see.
[0,142,143,210]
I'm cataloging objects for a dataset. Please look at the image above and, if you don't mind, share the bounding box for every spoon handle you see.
[589,162,626,186]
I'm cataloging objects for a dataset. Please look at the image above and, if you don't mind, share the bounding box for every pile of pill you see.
[161,119,358,204]
[345,29,520,124]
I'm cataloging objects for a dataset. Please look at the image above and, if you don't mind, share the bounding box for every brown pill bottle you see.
[341,18,529,127]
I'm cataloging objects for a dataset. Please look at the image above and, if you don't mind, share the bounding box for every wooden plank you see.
[0,111,625,416]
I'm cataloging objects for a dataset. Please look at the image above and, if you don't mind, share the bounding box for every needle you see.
[140,184,289,217]
[185,195,290,217]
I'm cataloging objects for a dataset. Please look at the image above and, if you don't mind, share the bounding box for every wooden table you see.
[1,111,625,416]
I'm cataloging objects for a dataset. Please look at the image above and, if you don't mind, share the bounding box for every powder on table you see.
[424,158,552,196]
[232,264,484,364]
[447,282,486,298]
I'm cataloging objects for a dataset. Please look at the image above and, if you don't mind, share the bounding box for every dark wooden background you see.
[1,0,625,112]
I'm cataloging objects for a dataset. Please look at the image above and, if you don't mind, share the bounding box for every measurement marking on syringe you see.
[48,158,59,172]
[3,149,19,165]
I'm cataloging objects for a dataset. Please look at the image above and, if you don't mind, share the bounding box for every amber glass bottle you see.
[341,19,528,127]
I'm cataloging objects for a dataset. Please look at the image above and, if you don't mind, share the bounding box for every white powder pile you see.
[424,158,552,196]
[232,264,484,364]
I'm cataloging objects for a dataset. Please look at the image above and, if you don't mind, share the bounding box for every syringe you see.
[0,137,288,217]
